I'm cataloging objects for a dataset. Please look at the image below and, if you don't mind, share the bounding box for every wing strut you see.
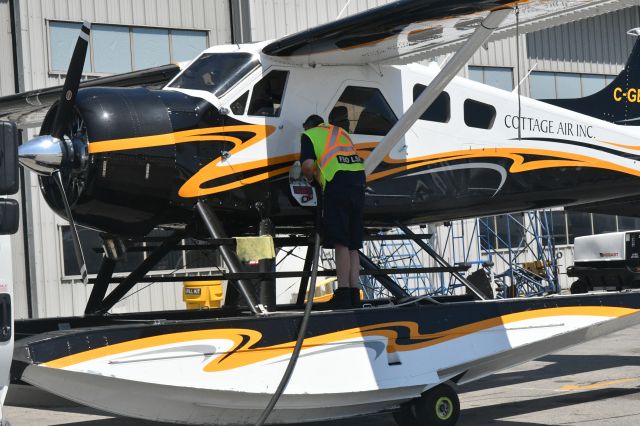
[364,7,512,176]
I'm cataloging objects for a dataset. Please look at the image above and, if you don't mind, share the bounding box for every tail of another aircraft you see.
[543,32,640,126]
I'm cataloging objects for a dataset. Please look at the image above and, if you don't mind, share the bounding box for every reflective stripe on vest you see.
[318,125,354,170]
[303,124,363,189]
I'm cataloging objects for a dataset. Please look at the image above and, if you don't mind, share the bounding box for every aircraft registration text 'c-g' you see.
[613,87,640,103]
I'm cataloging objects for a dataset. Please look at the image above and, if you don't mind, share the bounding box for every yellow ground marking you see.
[560,377,640,391]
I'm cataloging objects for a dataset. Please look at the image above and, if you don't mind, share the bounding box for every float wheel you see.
[414,383,460,425]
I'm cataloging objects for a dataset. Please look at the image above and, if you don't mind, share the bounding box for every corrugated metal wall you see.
[468,7,640,87]
[0,3,15,97]
[527,6,640,75]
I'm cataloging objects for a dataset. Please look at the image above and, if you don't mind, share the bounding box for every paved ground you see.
[5,323,640,425]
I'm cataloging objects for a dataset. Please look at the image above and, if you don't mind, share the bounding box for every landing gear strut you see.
[393,382,460,426]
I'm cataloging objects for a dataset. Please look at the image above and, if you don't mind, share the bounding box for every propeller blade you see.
[53,171,88,284]
[51,22,91,140]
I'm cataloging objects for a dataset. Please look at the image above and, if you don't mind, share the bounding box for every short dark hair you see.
[303,114,324,130]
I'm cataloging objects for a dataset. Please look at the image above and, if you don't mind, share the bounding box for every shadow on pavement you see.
[461,354,640,392]
[459,387,640,425]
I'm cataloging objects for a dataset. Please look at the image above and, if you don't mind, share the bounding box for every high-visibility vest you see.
[303,123,364,189]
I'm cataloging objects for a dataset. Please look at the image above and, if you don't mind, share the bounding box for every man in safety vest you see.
[300,114,366,309]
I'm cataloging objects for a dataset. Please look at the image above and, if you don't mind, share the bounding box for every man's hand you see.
[301,159,317,183]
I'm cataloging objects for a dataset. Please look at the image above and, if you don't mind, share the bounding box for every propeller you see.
[18,21,91,284]
[51,22,91,140]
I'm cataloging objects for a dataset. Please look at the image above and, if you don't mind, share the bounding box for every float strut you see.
[295,243,316,305]
[92,232,184,315]
[196,201,261,315]
[396,222,486,300]
[358,252,410,299]
[84,256,116,315]
[258,217,276,311]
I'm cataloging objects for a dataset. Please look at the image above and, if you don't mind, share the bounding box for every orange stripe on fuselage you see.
[87,129,640,196]
[367,147,640,182]
[42,306,637,371]
[88,125,259,154]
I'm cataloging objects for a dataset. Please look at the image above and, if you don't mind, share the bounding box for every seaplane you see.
[3,0,640,425]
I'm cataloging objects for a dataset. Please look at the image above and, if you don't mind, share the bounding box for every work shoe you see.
[332,287,356,309]
[316,287,357,310]
[350,287,362,308]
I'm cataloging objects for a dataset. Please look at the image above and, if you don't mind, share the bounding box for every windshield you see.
[169,53,259,97]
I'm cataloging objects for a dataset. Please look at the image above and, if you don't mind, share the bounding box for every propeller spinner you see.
[18,22,92,284]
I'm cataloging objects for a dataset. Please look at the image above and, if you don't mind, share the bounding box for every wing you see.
[263,0,637,66]
[0,64,180,129]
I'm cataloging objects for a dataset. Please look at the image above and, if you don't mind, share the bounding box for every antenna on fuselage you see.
[336,0,353,19]
[513,62,537,93]
[515,4,522,141]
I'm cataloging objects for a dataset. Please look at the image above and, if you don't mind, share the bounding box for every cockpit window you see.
[169,52,259,97]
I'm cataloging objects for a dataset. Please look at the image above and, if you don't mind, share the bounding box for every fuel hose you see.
[254,201,322,425]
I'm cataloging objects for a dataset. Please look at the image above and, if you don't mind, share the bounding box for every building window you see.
[248,70,289,117]
[495,214,526,249]
[592,213,617,235]
[330,86,398,136]
[464,99,496,129]
[618,216,640,231]
[529,72,616,99]
[468,66,513,91]
[60,226,220,280]
[413,84,450,123]
[567,211,592,244]
[548,210,568,246]
[478,216,497,251]
[61,226,144,276]
[49,21,208,74]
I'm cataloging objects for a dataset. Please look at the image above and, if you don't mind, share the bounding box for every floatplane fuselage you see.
[31,40,640,236]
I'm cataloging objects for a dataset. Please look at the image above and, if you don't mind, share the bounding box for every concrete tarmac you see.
[6,323,640,425]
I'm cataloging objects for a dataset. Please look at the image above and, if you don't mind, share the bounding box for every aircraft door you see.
[223,68,292,161]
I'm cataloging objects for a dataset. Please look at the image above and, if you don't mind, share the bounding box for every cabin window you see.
[463,99,496,129]
[413,84,450,123]
[230,91,249,115]
[248,70,289,117]
[170,52,259,97]
[330,86,397,135]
